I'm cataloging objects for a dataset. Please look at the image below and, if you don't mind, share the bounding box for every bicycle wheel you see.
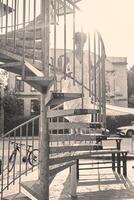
[28,149,39,166]
[8,152,16,172]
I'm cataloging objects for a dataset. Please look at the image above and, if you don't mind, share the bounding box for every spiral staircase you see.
[0,0,108,199]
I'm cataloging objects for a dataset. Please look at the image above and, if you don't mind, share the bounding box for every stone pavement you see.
[49,159,134,200]
[3,158,134,200]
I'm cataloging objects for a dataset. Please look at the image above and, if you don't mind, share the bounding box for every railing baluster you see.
[19,126,22,192]
[73,0,75,86]
[33,0,36,64]
[14,0,17,48]
[13,130,16,185]
[1,136,5,199]
[7,134,10,190]
[64,0,66,79]
[22,0,26,78]
[5,0,9,43]
[54,0,57,90]
[25,123,28,176]
[32,120,35,171]
[16,0,19,30]
[11,0,14,31]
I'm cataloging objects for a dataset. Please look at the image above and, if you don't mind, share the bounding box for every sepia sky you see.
[79,0,134,69]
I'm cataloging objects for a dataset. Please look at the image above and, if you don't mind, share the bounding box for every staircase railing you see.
[0,115,40,199]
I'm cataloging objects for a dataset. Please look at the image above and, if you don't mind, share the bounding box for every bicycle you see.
[8,142,39,172]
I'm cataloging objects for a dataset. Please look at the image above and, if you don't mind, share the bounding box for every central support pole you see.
[39,0,50,199]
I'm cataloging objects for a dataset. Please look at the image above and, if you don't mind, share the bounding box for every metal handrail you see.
[1,115,40,138]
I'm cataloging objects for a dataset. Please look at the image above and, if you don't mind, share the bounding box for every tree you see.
[128,66,134,107]
[3,93,23,116]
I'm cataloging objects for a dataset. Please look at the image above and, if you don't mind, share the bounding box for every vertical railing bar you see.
[7,135,10,190]
[25,123,28,176]
[57,1,60,21]
[0,0,2,32]
[13,130,16,185]
[14,0,17,48]
[33,0,36,64]
[32,120,35,171]
[101,39,106,129]
[98,34,101,122]
[94,32,96,102]
[73,0,75,86]
[2,0,4,32]
[5,0,9,43]
[11,0,13,31]
[22,0,26,78]
[19,126,22,192]
[81,27,84,108]
[54,0,57,91]
[64,0,66,79]
[16,0,19,30]
[28,0,30,23]
[88,32,91,97]
[1,136,5,199]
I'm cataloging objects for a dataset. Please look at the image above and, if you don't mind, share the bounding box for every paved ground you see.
[49,159,134,200]
[3,137,134,200]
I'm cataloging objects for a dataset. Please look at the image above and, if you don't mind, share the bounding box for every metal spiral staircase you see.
[0,0,107,199]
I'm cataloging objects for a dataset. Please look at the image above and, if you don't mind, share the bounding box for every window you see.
[31,99,40,115]
[15,76,24,92]
[18,99,24,115]
[31,87,36,92]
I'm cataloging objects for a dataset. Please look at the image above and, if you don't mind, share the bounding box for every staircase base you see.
[3,192,31,200]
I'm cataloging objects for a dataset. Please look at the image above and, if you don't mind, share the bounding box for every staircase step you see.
[3,192,31,200]
[21,175,57,200]
[24,76,54,93]
[49,160,75,176]
[50,144,103,154]
[0,61,35,76]
[49,122,103,131]
[49,133,105,142]
[6,38,42,49]
[47,108,99,118]
[49,149,127,165]
[46,92,82,107]
[49,122,90,130]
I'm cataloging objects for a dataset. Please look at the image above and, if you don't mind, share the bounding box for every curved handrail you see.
[1,115,40,138]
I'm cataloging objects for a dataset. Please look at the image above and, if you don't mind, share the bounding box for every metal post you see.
[39,0,50,199]
[70,163,77,197]
[0,84,4,136]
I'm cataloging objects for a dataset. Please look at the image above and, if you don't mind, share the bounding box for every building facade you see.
[7,52,128,116]
[8,73,40,116]
[105,57,128,107]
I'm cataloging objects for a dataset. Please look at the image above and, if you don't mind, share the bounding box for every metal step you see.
[0,39,42,60]
[50,144,103,154]
[49,133,105,142]
[5,38,42,50]
[46,92,82,107]
[49,160,75,176]
[0,61,41,77]
[49,149,128,165]
[47,108,99,118]
[21,161,71,200]
[3,193,31,200]
[24,76,54,93]
[49,122,90,130]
